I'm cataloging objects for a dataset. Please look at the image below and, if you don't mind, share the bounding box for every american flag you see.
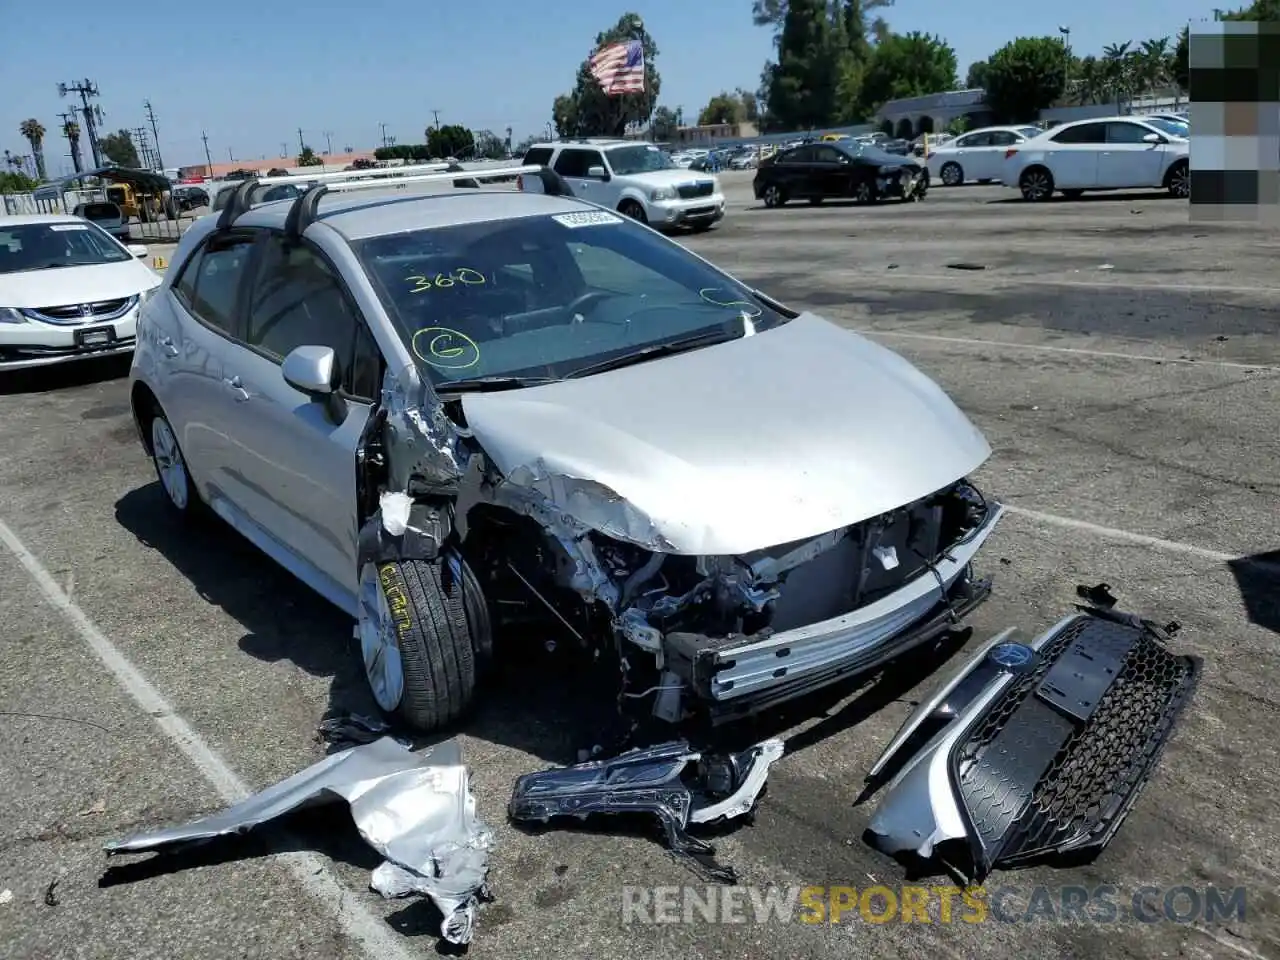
[589,39,645,95]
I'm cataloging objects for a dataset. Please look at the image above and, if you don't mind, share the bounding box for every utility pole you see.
[133,127,153,168]
[228,147,235,162]
[58,110,83,174]
[379,122,389,149]
[431,110,441,131]
[297,127,305,153]
[323,131,333,154]
[143,99,164,170]
[58,79,104,167]
[201,131,213,178]
[280,142,288,158]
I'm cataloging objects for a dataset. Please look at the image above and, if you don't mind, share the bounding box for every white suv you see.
[518,139,726,232]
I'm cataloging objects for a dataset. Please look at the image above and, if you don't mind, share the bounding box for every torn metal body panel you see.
[509,738,784,882]
[380,363,463,494]
[863,608,1200,883]
[105,738,492,946]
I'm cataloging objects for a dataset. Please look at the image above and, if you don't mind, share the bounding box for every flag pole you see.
[631,16,648,139]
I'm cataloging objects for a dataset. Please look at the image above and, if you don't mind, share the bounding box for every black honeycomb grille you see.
[954,614,1199,873]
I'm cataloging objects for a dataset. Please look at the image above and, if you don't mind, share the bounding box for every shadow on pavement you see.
[987,190,1174,204]
[1228,551,1280,635]
[0,354,131,396]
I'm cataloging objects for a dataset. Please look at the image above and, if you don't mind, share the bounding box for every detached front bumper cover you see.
[508,738,785,882]
[863,605,1200,883]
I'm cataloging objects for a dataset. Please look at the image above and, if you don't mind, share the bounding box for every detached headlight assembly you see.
[0,307,26,324]
[650,186,677,201]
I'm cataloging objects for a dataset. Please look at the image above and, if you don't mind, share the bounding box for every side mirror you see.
[587,165,609,179]
[1142,132,1164,144]
[282,344,337,396]
[128,243,149,258]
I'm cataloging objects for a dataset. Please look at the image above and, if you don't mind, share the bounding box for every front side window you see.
[1107,122,1154,144]
[242,235,378,397]
[354,213,788,388]
[0,221,130,274]
[1051,122,1106,144]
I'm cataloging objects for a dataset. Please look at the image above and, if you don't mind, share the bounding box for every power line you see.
[143,99,164,170]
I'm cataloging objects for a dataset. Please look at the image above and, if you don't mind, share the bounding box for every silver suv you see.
[128,165,1001,732]
[518,140,726,232]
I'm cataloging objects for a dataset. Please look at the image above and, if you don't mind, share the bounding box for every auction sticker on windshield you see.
[552,211,623,228]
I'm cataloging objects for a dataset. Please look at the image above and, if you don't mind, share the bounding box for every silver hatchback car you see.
[128,165,1003,732]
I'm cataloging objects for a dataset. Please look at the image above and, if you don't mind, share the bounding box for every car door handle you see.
[158,335,179,358]
[223,375,250,401]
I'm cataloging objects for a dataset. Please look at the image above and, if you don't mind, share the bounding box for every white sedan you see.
[0,214,161,371]
[926,125,1043,185]
[1000,116,1190,201]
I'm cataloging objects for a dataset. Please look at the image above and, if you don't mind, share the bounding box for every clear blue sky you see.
[3,0,1212,173]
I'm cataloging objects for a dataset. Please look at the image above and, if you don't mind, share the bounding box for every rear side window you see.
[553,149,604,177]
[522,147,554,166]
[1051,122,1106,144]
[173,232,256,336]
[957,132,991,147]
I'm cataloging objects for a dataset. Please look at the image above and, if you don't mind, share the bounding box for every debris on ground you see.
[509,738,785,884]
[43,880,59,907]
[77,799,107,817]
[315,710,392,748]
[1076,581,1119,609]
[105,737,492,946]
[945,262,986,270]
[0,889,11,905]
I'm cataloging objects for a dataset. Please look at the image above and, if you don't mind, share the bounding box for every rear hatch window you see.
[81,203,121,220]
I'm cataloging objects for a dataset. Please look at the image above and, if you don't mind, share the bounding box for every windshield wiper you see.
[434,375,562,394]
[566,329,738,379]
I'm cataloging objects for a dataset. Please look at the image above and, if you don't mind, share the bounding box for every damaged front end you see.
[861,606,1201,883]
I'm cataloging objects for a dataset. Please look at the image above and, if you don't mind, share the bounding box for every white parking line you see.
[1004,505,1249,565]
[858,329,1280,373]
[0,516,416,960]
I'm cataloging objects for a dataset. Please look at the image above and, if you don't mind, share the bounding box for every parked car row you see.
[926,115,1190,200]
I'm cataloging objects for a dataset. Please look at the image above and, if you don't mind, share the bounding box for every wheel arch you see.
[130,380,160,455]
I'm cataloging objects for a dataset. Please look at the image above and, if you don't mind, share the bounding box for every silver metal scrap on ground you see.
[104,737,492,945]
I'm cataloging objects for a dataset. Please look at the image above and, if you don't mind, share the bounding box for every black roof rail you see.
[281,165,575,242]
[215,177,261,230]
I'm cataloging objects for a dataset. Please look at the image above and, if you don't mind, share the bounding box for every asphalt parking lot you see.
[3,172,1280,960]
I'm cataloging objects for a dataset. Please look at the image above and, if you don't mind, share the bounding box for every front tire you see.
[940,162,963,186]
[618,199,648,223]
[854,181,876,204]
[358,556,490,732]
[1165,160,1190,198]
[762,183,786,208]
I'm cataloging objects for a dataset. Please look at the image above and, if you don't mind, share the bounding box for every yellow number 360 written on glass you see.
[406,268,486,293]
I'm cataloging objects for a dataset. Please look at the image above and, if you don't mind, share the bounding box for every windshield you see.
[606,145,673,175]
[1145,117,1189,138]
[1017,126,1042,138]
[355,211,788,386]
[0,221,130,274]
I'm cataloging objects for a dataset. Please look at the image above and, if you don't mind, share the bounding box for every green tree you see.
[296,145,323,166]
[1174,26,1189,93]
[427,125,475,158]
[19,119,47,181]
[100,129,140,167]
[982,37,1068,123]
[767,0,839,130]
[473,130,506,159]
[1221,0,1280,17]
[858,32,957,114]
[946,115,970,135]
[698,91,746,125]
[549,13,662,137]
[650,105,679,139]
[0,170,39,193]
[736,87,760,122]
[965,61,989,89]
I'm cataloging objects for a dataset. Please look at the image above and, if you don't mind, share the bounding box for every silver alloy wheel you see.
[941,162,962,186]
[1169,163,1190,198]
[151,416,189,511]
[1021,169,1051,201]
[359,563,405,712]
[763,184,781,207]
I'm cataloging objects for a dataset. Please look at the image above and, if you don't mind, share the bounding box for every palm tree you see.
[1101,42,1134,111]
[1074,56,1103,105]
[19,119,47,181]
[1138,37,1172,101]
[62,118,83,174]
